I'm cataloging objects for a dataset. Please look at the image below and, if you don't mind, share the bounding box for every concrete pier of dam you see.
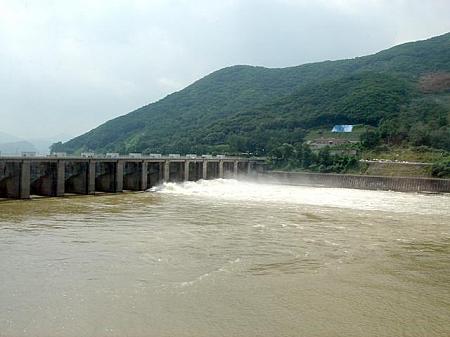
[0,156,264,199]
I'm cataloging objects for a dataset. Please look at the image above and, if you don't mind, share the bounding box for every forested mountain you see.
[53,32,450,155]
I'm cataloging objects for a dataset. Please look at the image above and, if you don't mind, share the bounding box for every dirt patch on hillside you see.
[419,73,450,93]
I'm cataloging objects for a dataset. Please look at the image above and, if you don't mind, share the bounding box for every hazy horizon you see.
[1,0,450,141]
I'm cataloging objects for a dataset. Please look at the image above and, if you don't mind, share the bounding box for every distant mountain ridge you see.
[0,131,21,144]
[0,131,74,155]
[0,141,37,155]
[54,32,450,155]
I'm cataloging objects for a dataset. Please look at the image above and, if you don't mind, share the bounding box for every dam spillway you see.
[0,156,264,199]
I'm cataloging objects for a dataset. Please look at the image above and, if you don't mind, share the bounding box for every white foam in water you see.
[150,179,450,214]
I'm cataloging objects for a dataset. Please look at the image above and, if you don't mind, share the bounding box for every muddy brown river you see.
[0,179,449,337]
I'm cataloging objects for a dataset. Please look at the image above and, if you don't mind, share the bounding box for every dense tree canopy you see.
[53,32,450,158]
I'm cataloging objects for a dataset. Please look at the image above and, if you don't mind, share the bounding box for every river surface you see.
[0,179,449,337]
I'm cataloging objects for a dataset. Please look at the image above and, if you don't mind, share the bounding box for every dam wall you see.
[0,156,264,199]
[257,171,450,193]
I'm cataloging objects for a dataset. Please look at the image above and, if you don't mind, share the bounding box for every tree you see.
[429,127,450,151]
[409,122,431,147]
[360,130,380,149]
[431,158,450,178]
[50,142,64,153]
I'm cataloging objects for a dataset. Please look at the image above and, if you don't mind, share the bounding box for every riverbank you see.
[255,171,450,193]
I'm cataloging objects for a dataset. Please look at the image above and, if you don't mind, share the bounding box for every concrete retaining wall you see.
[257,171,450,193]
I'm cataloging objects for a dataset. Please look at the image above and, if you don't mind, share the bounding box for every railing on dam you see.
[0,155,265,199]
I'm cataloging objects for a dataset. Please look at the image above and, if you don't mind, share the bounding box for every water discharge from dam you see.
[0,179,449,336]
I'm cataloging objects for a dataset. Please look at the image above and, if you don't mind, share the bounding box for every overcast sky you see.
[1,0,449,141]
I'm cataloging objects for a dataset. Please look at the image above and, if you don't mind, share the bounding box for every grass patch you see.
[361,146,449,163]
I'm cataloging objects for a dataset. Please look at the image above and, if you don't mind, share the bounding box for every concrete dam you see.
[2,155,448,199]
[0,155,264,199]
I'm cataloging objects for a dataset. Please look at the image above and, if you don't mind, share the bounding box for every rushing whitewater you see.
[152,179,450,214]
[0,180,449,337]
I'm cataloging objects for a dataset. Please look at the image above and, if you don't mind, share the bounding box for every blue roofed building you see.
[332,125,353,133]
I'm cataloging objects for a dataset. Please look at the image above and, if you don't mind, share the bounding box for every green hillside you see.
[53,32,450,156]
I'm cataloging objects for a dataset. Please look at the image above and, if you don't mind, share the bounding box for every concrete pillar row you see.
[0,157,263,199]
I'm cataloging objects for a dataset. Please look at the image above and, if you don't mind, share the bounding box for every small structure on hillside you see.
[332,125,353,133]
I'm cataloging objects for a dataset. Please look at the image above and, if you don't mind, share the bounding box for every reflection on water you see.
[0,179,449,337]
